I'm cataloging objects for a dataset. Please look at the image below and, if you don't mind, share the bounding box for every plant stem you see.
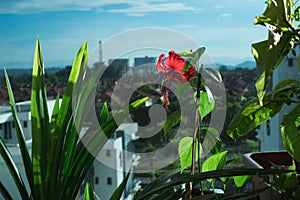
[191,97,199,176]
[197,131,201,174]
[190,67,202,197]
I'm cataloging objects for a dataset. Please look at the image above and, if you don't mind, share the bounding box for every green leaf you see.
[0,181,13,200]
[252,0,295,104]
[136,168,181,198]
[176,82,191,98]
[0,138,29,200]
[227,97,282,140]
[274,168,298,191]
[163,110,181,133]
[178,137,200,171]
[179,47,205,59]
[179,49,193,57]
[64,97,146,199]
[218,186,271,200]
[202,151,227,182]
[183,47,206,70]
[227,79,300,140]
[200,127,222,154]
[254,0,292,30]
[198,89,215,121]
[293,188,300,199]
[147,188,184,200]
[252,31,294,105]
[46,94,60,191]
[4,69,34,195]
[281,101,300,162]
[110,171,131,200]
[62,64,105,199]
[135,168,291,200]
[84,182,97,200]
[203,68,223,84]
[130,97,149,109]
[100,102,109,123]
[31,39,50,199]
[53,41,89,199]
[233,175,252,188]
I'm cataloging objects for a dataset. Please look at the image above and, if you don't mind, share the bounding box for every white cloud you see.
[213,5,224,9]
[107,2,196,16]
[174,25,196,29]
[220,13,231,17]
[0,0,196,15]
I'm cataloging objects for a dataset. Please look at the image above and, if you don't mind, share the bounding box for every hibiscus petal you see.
[156,53,166,72]
[156,50,195,84]
[164,51,186,72]
[165,68,190,85]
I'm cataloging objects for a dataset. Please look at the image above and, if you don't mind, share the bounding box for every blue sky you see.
[0,0,268,68]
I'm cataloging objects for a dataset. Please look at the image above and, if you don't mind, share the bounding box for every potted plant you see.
[227,0,300,199]
[132,49,291,200]
[0,39,147,199]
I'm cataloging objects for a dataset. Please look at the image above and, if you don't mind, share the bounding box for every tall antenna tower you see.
[98,40,103,63]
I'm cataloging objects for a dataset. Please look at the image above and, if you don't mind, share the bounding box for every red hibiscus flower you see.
[156,50,196,84]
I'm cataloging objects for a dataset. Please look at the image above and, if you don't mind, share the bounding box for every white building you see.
[92,123,139,200]
[0,101,31,144]
[257,43,300,151]
[0,100,139,200]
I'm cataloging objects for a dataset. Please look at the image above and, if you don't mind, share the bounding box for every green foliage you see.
[135,168,291,200]
[201,127,222,154]
[84,182,98,200]
[228,0,300,165]
[227,79,300,140]
[163,110,181,133]
[202,151,227,182]
[198,90,215,121]
[0,39,139,200]
[267,164,299,199]
[252,0,296,104]
[281,101,300,162]
[233,175,252,188]
[178,137,200,171]
[110,172,131,200]
[202,151,227,173]
[226,1,300,198]
[179,47,206,71]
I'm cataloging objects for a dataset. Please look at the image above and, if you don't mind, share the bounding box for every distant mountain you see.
[0,60,257,77]
[214,61,256,70]
[234,61,256,69]
[1,60,71,70]
[0,67,63,76]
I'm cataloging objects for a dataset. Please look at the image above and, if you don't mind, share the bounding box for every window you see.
[288,58,293,67]
[0,123,2,130]
[106,149,111,157]
[4,122,12,140]
[23,121,28,128]
[119,153,123,167]
[12,122,15,128]
[107,177,112,185]
[95,177,99,185]
[266,120,271,136]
